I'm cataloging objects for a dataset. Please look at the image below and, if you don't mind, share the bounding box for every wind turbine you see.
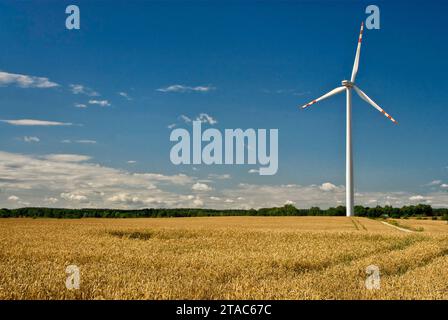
[299,22,398,217]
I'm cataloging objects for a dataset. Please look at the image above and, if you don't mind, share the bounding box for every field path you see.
[381,221,414,233]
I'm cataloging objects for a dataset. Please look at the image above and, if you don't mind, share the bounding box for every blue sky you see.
[0,0,447,209]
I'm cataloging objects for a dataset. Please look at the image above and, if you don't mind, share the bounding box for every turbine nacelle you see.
[342,80,354,88]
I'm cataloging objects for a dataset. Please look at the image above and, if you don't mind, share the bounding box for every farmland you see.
[0,217,447,299]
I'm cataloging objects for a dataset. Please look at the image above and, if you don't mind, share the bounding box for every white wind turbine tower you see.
[300,22,398,217]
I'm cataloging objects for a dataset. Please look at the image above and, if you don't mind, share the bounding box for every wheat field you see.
[0,216,447,300]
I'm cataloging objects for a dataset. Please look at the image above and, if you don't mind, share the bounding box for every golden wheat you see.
[0,217,447,299]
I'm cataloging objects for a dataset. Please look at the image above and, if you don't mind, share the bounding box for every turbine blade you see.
[300,86,345,109]
[354,86,398,124]
[350,22,364,83]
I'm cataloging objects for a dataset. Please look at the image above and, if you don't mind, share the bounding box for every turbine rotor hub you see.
[342,80,354,88]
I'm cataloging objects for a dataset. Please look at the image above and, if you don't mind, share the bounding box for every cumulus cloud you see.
[60,192,88,202]
[7,194,29,206]
[0,150,197,209]
[23,136,40,143]
[192,182,212,192]
[107,193,143,205]
[69,84,99,96]
[195,113,217,125]
[426,180,442,186]
[157,84,215,93]
[208,174,231,180]
[441,184,448,189]
[319,182,340,192]
[409,195,432,202]
[179,113,217,125]
[1,119,72,126]
[193,198,204,207]
[0,71,59,88]
[1,150,447,210]
[43,154,91,162]
[74,103,87,108]
[44,197,59,204]
[8,195,20,202]
[88,99,110,107]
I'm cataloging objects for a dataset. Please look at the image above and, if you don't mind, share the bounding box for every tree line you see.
[1,204,447,219]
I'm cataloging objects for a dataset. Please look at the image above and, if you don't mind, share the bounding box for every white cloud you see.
[178,113,217,125]
[8,195,20,202]
[167,123,177,129]
[217,183,448,210]
[7,194,29,206]
[118,91,132,100]
[195,113,217,125]
[157,84,215,93]
[319,182,340,192]
[43,154,91,162]
[248,169,259,174]
[61,139,97,144]
[426,180,442,186]
[0,150,199,209]
[1,150,447,210]
[1,119,72,126]
[107,193,143,205]
[61,192,88,202]
[127,160,137,164]
[0,71,59,88]
[76,140,96,144]
[192,182,212,192]
[44,197,59,204]
[23,136,40,143]
[193,198,204,207]
[69,84,99,96]
[208,174,231,180]
[74,103,87,108]
[88,99,110,107]
[441,184,448,189]
[133,173,192,185]
[180,115,192,123]
[409,195,432,202]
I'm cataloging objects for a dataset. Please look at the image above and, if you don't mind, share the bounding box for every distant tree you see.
[354,205,367,217]
[309,207,322,216]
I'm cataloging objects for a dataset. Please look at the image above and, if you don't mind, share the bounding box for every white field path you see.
[381,221,414,233]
